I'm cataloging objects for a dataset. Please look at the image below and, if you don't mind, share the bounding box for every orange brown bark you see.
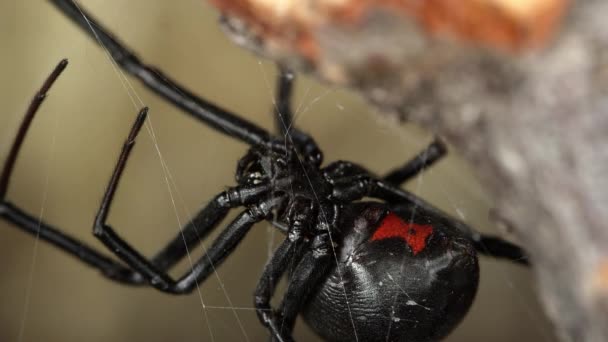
[209,0,570,62]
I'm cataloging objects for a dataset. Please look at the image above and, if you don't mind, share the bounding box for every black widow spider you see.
[0,1,529,341]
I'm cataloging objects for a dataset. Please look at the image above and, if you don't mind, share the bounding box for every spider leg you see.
[275,66,296,137]
[99,188,280,293]
[372,180,530,265]
[0,59,143,284]
[98,197,282,294]
[264,203,336,340]
[0,59,67,199]
[171,199,281,292]
[378,140,529,263]
[151,183,272,271]
[325,136,445,188]
[371,179,530,265]
[254,239,305,342]
[92,110,284,293]
[274,66,323,164]
[472,236,529,265]
[275,242,333,341]
[331,173,530,265]
[48,0,275,147]
[1,71,273,289]
[383,137,447,186]
[380,144,530,264]
[1,202,145,284]
[254,198,312,341]
[1,57,286,290]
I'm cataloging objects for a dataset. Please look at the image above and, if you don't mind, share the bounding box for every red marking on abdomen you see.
[371,212,434,255]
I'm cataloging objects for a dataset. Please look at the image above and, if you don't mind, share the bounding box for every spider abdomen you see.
[302,203,479,342]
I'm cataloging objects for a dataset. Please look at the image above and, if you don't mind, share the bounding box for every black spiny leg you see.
[331,173,530,266]
[275,66,295,138]
[150,194,231,271]
[1,69,277,289]
[472,236,529,265]
[383,138,447,186]
[255,198,311,341]
[49,0,274,147]
[254,239,304,342]
[0,59,68,200]
[381,140,529,264]
[151,183,271,271]
[273,66,323,164]
[0,59,143,284]
[373,180,530,265]
[275,244,333,341]
[91,111,283,293]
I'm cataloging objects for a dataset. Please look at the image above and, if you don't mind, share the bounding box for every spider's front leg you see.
[1,59,283,287]
[0,59,144,285]
[92,109,287,293]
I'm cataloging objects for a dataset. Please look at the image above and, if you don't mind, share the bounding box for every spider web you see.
[0,1,555,341]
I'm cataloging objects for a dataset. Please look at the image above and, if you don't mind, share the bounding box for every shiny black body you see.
[303,202,479,341]
[1,1,528,341]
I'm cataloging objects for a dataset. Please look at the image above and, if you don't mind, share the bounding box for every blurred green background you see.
[0,1,555,341]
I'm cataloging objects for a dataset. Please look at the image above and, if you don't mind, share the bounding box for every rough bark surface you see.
[209,1,608,341]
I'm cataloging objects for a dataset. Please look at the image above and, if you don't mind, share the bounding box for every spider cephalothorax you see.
[0,1,529,341]
[236,139,321,185]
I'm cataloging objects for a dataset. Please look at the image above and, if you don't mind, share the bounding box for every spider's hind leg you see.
[331,171,530,266]
[383,137,447,186]
[91,113,285,293]
[473,235,529,265]
[380,139,529,265]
